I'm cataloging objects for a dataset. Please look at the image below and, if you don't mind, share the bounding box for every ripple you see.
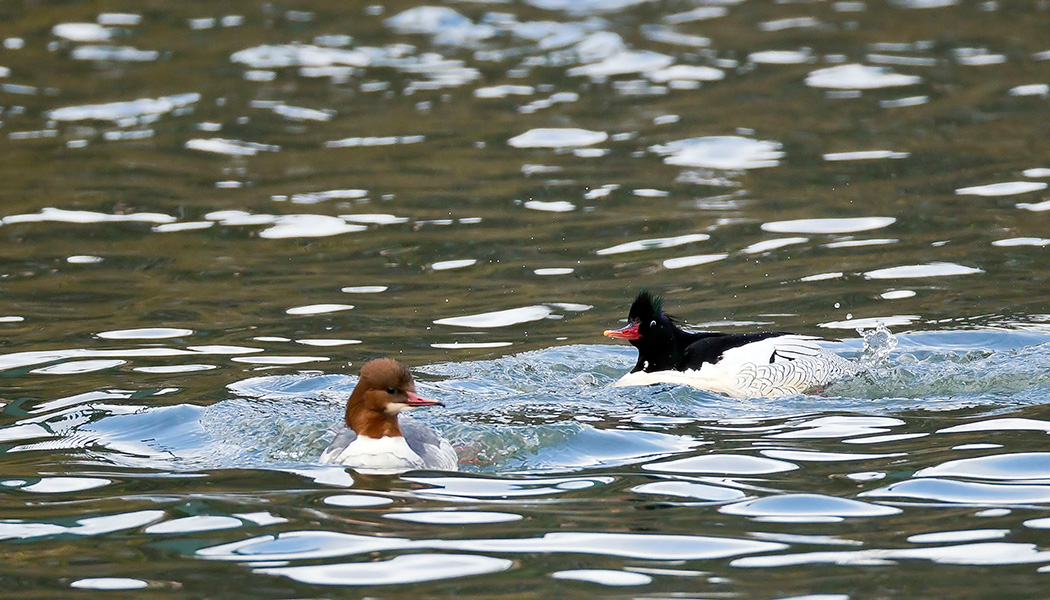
[915,452,1050,480]
[596,233,710,255]
[860,478,1050,504]
[568,50,674,77]
[431,259,477,271]
[258,553,513,586]
[663,253,728,269]
[749,49,814,64]
[145,516,243,534]
[431,342,514,349]
[825,238,898,248]
[631,481,747,501]
[436,304,592,328]
[70,578,149,590]
[20,476,111,493]
[186,138,280,156]
[938,418,1050,434]
[534,268,574,276]
[650,136,784,169]
[72,46,159,62]
[32,359,126,374]
[49,94,200,123]
[52,23,112,42]
[806,64,922,89]
[956,181,1048,196]
[643,454,797,474]
[762,217,896,234]
[1017,199,1050,212]
[323,494,393,507]
[97,327,193,340]
[200,528,784,562]
[720,493,902,522]
[907,529,1009,543]
[404,475,614,498]
[647,65,724,82]
[285,304,354,315]
[67,255,102,264]
[992,237,1050,247]
[864,262,983,279]
[524,200,576,212]
[341,285,387,293]
[383,511,523,525]
[2,207,176,225]
[508,128,608,148]
[741,237,808,254]
[824,150,910,161]
[733,542,1050,568]
[551,569,652,586]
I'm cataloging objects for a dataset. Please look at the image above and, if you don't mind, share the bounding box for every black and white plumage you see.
[604,291,858,398]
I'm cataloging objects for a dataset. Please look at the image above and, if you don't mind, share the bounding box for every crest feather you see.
[629,290,663,321]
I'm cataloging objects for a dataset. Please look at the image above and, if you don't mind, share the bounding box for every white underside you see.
[613,335,859,398]
[319,434,457,475]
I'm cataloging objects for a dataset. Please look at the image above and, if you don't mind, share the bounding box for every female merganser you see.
[604,291,858,398]
[320,358,458,474]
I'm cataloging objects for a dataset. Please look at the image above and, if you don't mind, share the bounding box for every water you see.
[2,0,1050,597]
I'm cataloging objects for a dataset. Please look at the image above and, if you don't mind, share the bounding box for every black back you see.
[620,291,792,373]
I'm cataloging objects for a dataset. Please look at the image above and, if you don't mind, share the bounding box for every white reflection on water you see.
[508,127,608,148]
[52,22,112,42]
[824,150,910,161]
[733,542,1050,568]
[285,304,354,315]
[551,569,652,586]
[383,511,522,525]
[70,578,149,590]
[434,303,590,328]
[144,515,242,534]
[741,237,808,254]
[185,138,279,156]
[763,217,895,233]
[49,94,200,122]
[201,529,786,562]
[865,262,983,279]
[806,64,922,89]
[720,493,901,522]
[596,233,709,255]
[956,181,1048,196]
[97,328,193,340]
[650,136,784,169]
[2,207,175,225]
[258,553,512,586]
[663,253,728,269]
[748,50,813,64]
[915,452,1050,480]
[643,454,797,474]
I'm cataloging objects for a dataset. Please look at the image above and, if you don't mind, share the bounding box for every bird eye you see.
[650,319,657,328]
[386,387,397,394]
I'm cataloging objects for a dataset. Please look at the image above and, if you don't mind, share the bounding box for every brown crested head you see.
[344,358,442,438]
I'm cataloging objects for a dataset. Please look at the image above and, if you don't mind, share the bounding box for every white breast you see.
[320,435,426,475]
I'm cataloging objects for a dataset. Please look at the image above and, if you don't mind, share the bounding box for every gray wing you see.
[400,417,459,471]
[319,422,357,464]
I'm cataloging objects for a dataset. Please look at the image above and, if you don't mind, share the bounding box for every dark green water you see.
[2,0,1050,597]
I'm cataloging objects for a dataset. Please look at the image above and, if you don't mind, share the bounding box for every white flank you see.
[613,335,858,398]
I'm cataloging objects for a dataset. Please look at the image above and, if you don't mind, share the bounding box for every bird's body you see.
[319,358,457,474]
[605,291,858,398]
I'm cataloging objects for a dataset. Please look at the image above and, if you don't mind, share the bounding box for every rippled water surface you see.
[3,0,1050,597]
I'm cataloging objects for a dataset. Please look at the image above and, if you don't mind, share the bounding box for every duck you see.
[320,358,458,474]
[604,290,859,398]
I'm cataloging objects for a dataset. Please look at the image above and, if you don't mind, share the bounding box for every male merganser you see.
[320,358,458,474]
[604,291,858,398]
